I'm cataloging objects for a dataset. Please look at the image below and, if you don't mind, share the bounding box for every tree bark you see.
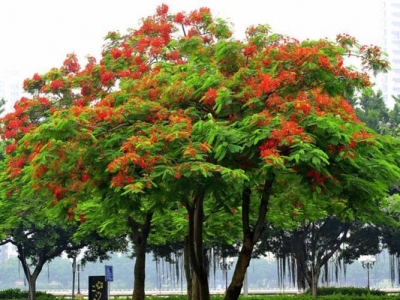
[224,178,274,300]
[187,192,210,300]
[311,272,319,297]
[17,245,44,300]
[191,272,200,300]
[291,230,307,291]
[224,236,253,300]
[128,212,153,300]
[133,242,147,300]
[183,236,193,300]
[27,275,38,300]
[304,268,320,297]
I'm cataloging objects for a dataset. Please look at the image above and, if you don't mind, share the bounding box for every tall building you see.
[0,244,17,263]
[0,70,22,113]
[381,0,400,108]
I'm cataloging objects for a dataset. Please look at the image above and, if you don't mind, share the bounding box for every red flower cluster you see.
[5,142,17,154]
[101,71,115,86]
[259,142,280,165]
[110,48,123,59]
[306,170,328,186]
[62,53,80,74]
[174,12,185,24]
[50,80,64,92]
[243,42,257,57]
[271,121,304,144]
[33,73,41,81]
[203,88,217,105]
[258,73,281,94]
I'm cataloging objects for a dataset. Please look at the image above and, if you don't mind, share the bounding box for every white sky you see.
[0,0,383,96]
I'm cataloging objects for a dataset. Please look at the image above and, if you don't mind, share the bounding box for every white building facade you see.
[0,71,21,112]
[380,0,400,107]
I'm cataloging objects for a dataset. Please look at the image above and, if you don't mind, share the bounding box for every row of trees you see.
[0,5,399,300]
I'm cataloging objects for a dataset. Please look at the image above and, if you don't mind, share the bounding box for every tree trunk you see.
[305,268,320,297]
[291,227,320,296]
[311,275,318,297]
[224,237,253,300]
[27,275,38,300]
[190,270,211,300]
[17,248,43,300]
[128,213,153,300]
[133,241,147,300]
[191,272,200,300]
[290,230,307,291]
[187,192,210,300]
[225,178,274,300]
[184,236,193,300]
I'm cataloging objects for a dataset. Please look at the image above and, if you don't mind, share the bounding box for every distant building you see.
[0,244,17,263]
[381,0,400,107]
[0,71,22,113]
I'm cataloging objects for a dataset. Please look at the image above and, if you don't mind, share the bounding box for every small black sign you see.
[89,276,108,300]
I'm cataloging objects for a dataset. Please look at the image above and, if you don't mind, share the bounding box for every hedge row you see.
[0,289,57,300]
[0,287,398,300]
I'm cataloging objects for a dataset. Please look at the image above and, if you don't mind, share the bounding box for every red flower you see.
[243,43,257,57]
[5,142,17,154]
[123,47,133,58]
[110,48,123,59]
[203,88,217,105]
[101,71,115,86]
[156,4,169,16]
[174,12,185,24]
[38,97,50,106]
[80,211,86,223]
[50,80,64,92]
[116,70,131,78]
[33,73,41,81]
[62,53,80,74]
[81,86,90,96]
[81,173,89,182]
[259,73,280,93]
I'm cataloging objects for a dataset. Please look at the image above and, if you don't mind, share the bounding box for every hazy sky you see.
[0,0,383,87]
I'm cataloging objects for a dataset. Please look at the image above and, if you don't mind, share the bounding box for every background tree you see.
[256,217,383,293]
[350,89,400,284]
[383,95,400,138]
[0,222,81,300]
[380,194,400,284]
[352,89,389,131]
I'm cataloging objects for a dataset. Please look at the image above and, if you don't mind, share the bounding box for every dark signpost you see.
[105,265,113,299]
[89,276,108,300]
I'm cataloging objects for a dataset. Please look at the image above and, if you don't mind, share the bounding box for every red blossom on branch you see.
[202,88,217,105]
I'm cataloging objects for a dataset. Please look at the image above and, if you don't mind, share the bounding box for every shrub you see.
[0,289,58,300]
[36,291,58,300]
[0,289,26,299]
[305,287,387,296]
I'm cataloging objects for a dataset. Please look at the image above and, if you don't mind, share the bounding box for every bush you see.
[305,287,387,296]
[0,289,26,299]
[0,289,58,300]
[36,291,58,300]
[272,296,398,300]
[147,297,187,300]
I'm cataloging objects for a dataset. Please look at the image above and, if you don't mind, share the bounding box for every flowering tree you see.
[1,4,400,300]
